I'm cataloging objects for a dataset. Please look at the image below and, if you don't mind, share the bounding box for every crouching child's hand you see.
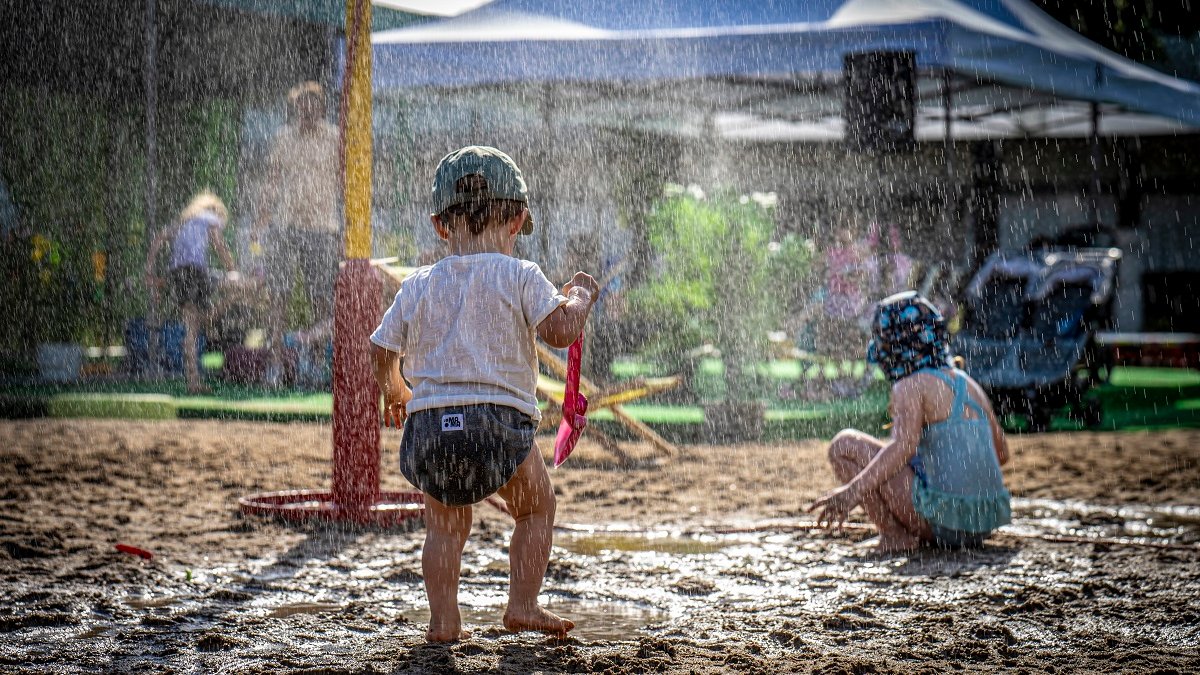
[807,483,862,534]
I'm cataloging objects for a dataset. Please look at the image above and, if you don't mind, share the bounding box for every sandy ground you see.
[2,419,1198,673]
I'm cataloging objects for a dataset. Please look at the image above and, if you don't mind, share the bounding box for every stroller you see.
[953,246,1121,431]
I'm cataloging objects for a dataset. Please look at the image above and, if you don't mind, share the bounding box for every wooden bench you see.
[1095,332,1200,370]
[535,342,680,461]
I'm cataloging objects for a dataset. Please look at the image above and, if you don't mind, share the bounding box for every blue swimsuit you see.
[909,368,1011,547]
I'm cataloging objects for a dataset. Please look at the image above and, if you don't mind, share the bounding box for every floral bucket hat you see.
[866,291,953,383]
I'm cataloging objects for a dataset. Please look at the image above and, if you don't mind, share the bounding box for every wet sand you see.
[2,419,1198,672]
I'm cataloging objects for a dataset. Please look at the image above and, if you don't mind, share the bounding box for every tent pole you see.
[330,0,383,522]
[943,69,954,187]
[1090,64,1103,226]
[1090,100,1100,226]
[539,83,555,263]
[144,0,159,373]
[943,68,960,267]
[144,0,157,234]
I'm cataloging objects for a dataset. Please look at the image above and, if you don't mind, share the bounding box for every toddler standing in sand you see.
[371,146,597,642]
[809,291,1011,552]
[145,190,238,394]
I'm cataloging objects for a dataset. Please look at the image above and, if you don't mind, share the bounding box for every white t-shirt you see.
[265,122,340,232]
[370,253,566,421]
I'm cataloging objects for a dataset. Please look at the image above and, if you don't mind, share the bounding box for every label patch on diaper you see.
[441,413,464,432]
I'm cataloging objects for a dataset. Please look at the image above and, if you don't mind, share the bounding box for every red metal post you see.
[331,258,382,523]
[239,0,424,529]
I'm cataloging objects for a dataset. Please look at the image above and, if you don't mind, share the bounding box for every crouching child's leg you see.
[422,497,473,642]
[827,429,929,552]
[496,444,574,637]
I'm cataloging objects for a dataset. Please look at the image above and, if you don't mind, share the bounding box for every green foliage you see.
[0,89,109,347]
[0,87,241,353]
[1032,1,1200,68]
[628,185,813,403]
[374,222,419,264]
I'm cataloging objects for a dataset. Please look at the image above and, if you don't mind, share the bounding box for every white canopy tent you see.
[365,0,1199,330]
[367,0,1200,140]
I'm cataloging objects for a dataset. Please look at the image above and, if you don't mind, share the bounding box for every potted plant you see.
[27,232,93,382]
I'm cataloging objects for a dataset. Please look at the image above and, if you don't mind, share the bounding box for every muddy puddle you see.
[11,497,1198,672]
[4,421,1200,672]
[8,531,1200,672]
[1008,497,1200,545]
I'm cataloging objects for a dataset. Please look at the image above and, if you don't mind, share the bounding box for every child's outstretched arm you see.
[144,221,183,302]
[144,221,182,278]
[808,378,924,530]
[860,378,925,483]
[208,223,238,274]
[537,271,599,349]
[371,343,411,428]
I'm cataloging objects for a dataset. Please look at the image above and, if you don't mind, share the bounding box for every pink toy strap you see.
[562,332,583,418]
[553,332,588,468]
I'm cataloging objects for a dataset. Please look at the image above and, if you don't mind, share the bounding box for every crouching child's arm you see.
[808,378,924,530]
[371,343,411,428]
[537,271,599,349]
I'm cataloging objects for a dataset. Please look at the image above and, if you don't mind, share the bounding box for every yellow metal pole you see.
[344,0,372,259]
[331,0,383,523]
[243,1,419,528]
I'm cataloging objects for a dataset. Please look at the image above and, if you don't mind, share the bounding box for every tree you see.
[1032,1,1200,74]
[629,185,813,440]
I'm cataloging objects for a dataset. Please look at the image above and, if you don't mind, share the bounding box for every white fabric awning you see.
[367,0,1200,137]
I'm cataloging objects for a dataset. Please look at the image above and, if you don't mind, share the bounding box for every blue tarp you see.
[369,0,1200,128]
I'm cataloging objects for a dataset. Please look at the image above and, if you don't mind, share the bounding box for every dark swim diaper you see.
[399,404,535,507]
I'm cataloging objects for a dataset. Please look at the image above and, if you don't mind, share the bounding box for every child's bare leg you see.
[181,304,205,392]
[262,280,287,383]
[874,467,933,551]
[827,430,930,551]
[494,445,574,636]
[422,496,473,642]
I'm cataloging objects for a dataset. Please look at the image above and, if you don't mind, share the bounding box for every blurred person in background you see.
[145,191,238,393]
[253,81,341,385]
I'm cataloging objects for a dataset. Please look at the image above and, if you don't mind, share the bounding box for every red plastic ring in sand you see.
[115,543,154,560]
[236,261,424,528]
[238,489,425,528]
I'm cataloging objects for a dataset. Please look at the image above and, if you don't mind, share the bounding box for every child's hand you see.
[538,272,600,349]
[807,484,861,533]
[383,385,411,429]
[563,271,600,306]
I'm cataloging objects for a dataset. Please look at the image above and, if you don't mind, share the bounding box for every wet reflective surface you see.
[3,420,1199,672]
[1010,498,1200,545]
[8,507,1198,672]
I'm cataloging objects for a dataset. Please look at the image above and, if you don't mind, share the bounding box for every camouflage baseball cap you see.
[432,146,533,235]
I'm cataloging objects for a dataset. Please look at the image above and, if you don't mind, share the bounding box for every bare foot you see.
[877,532,921,553]
[426,626,471,643]
[503,606,574,637]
